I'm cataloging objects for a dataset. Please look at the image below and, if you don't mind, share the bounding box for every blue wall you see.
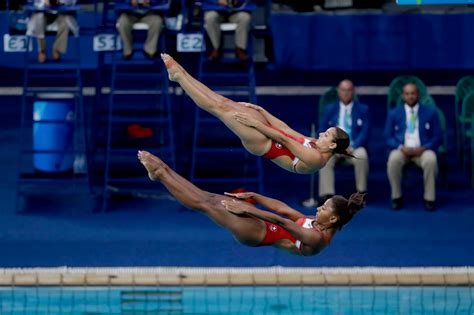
[2,11,474,71]
[271,12,474,70]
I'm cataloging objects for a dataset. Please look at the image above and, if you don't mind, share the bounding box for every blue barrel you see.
[33,100,74,173]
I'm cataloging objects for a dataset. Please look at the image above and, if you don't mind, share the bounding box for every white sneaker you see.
[302,198,318,208]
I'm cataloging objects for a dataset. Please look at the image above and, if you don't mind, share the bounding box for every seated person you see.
[203,0,254,61]
[318,79,370,203]
[26,0,79,63]
[116,0,164,59]
[384,83,442,211]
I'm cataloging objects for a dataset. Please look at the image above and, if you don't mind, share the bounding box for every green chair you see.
[319,87,339,124]
[435,107,448,185]
[436,107,447,154]
[468,116,474,188]
[454,75,474,161]
[387,75,428,111]
[455,75,474,116]
[420,95,437,107]
[460,91,474,187]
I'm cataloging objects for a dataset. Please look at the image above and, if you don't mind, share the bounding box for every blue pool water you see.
[0,286,472,314]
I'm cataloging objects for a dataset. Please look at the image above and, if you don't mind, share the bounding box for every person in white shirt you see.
[318,80,370,203]
[384,83,442,211]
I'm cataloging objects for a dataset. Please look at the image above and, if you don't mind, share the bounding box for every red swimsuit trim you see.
[257,221,297,246]
[257,218,331,249]
[263,126,305,160]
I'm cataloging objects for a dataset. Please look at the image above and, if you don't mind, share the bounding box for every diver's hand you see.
[239,102,264,112]
[233,112,260,128]
[224,191,256,200]
[221,199,247,215]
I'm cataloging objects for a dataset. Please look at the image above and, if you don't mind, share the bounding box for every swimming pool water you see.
[0,286,472,314]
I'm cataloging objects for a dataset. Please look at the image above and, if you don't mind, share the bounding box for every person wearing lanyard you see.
[318,79,370,204]
[384,83,442,211]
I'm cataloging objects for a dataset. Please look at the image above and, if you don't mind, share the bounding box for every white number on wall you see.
[3,34,33,52]
[93,34,122,52]
[177,33,205,52]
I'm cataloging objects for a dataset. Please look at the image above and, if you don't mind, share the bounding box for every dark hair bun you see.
[347,192,366,215]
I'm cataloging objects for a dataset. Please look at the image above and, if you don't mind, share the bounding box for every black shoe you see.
[143,50,157,59]
[235,47,249,61]
[122,52,133,60]
[424,200,436,211]
[358,191,367,207]
[208,49,221,61]
[391,197,403,210]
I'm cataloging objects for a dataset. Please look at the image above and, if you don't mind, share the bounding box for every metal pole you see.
[302,123,318,208]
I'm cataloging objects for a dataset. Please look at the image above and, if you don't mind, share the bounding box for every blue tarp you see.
[2,11,474,71]
[270,12,474,71]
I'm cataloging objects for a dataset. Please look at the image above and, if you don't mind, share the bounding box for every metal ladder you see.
[100,2,176,211]
[16,6,94,212]
[190,1,264,193]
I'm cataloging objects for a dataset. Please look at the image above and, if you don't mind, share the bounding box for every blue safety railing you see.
[190,0,264,193]
[16,2,95,212]
[100,0,177,211]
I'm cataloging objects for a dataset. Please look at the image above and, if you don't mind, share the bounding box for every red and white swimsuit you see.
[257,218,328,250]
[263,126,313,168]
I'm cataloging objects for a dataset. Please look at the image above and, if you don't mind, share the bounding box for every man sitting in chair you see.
[318,79,370,203]
[384,83,442,211]
[26,0,79,63]
[116,0,164,60]
[203,0,254,61]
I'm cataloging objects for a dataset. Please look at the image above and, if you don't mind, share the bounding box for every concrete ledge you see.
[0,267,472,286]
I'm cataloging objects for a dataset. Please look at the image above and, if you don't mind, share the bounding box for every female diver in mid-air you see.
[160,53,352,174]
[138,150,364,256]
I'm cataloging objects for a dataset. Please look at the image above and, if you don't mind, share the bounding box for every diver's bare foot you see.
[137,150,167,181]
[160,53,182,82]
